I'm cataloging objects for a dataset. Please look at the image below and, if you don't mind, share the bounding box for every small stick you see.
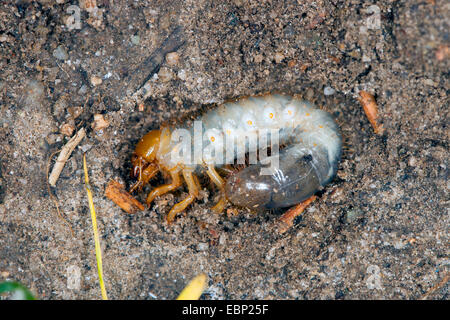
[105,179,145,214]
[46,149,74,236]
[357,91,383,135]
[48,128,86,187]
[278,195,317,234]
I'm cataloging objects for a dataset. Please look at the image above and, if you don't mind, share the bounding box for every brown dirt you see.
[0,0,448,299]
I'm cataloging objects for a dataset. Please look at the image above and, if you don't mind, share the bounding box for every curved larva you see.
[160,94,342,210]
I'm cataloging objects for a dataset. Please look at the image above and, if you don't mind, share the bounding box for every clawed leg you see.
[130,162,159,193]
[278,195,317,234]
[206,165,227,213]
[167,169,200,223]
[146,168,182,205]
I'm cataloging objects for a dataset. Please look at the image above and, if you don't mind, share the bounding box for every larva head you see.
[134,130,161,162]
[131,130,161,178]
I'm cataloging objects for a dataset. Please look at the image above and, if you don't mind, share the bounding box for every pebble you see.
[345,208,364,223]
[423,79,436,87]
[158,67,173,82]
[324,86,336,96]
[274,52,285,63]
[197,242,209,251]
[408,156,417,167]
[60,123,75,137]
[253,54,264,63]
[78,84,88,95]
[53,45,68,61]
[165,52,180,66]
[92,114,109,131]
[90,75,102,86]
[177,69,187,80]
[219,233,227,245]
[131,35,140,45]
[305,88,314,101]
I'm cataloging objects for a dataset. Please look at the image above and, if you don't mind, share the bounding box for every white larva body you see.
[154,94,342,209]
[164,95,340,180]
[128,93,343,222]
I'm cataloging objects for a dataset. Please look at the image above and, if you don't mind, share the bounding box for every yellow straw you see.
[83,153,108,300]
[176,274,207,300]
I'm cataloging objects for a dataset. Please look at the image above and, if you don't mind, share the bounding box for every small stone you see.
[68,106,83,119]
[92,114,109,131]
[131,35,140,45]
[90,75,102,86]
[305,88,314,101]
[324,86,335,96]
[219,233,227,245]
[345,208,364,223]
[254,54,264,63]
[177,69,187,80]
[197,242,209,251]
[60,123,75,137]
[274,52,285,63]
[78,84,88,95]
[53,45,69,61]
[158,67,173,82]
[408,156,417,167]
[435,45,449,61]
[287,60,296,68]
[166,52,180,66]
[0,34,10,42]
[66,265,81,290]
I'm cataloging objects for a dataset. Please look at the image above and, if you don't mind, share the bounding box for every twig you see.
[278,195,317,234]
[48,128,86,187]
[105,179,145,214]
[357,91,383,135]
[46,149,74,236]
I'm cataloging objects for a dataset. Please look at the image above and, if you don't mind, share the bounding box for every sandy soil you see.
[0,0,448,299]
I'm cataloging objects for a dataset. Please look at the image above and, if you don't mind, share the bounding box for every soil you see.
[0,0,448,299]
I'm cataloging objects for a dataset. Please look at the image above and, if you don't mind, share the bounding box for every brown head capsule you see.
[130,129,161,192]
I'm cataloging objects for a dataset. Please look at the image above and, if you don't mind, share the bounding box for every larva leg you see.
[206,165,227,213]
[166,169,199,223]
[130,162,159,193]
[146,168,182,205]
[277,195,317,234]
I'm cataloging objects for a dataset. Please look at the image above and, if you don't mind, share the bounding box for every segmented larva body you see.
[131,94,342,223]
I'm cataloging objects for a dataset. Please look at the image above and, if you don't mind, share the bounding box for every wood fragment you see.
[105,179,145,214]
[92,114,109,131]
[49,128,86,187]
[357,91,383,135]
[46,149,74,236]
[435,44,449,61]
[278,195,317,234]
